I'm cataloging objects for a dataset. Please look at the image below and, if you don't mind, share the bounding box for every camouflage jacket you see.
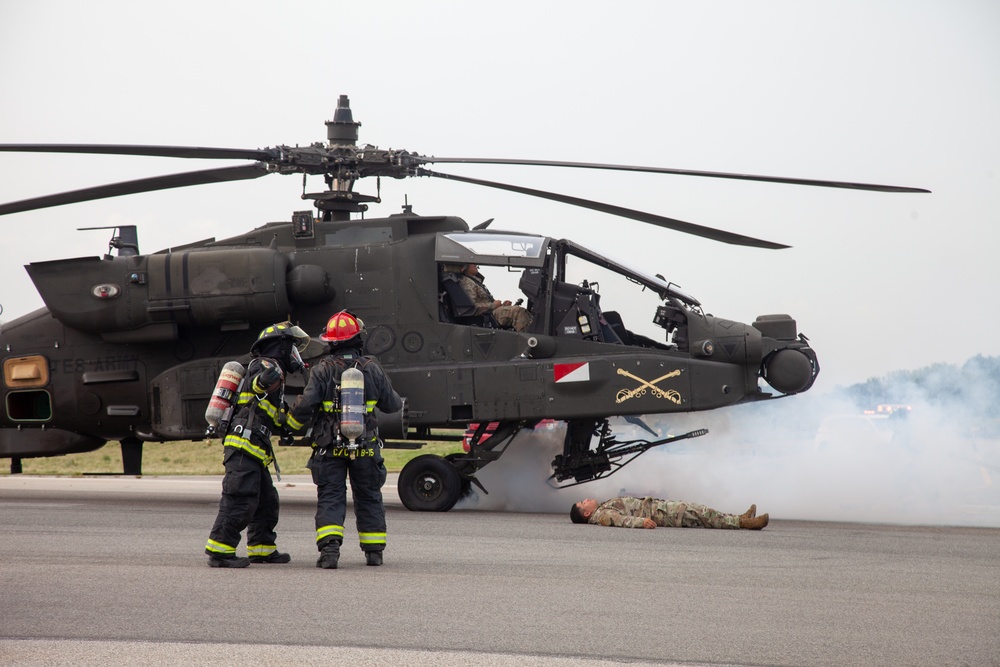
[589,496,739,529]
[589,497,661,528]
[458,273,495,315]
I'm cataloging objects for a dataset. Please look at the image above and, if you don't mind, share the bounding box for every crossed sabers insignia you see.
[615,368,683,405]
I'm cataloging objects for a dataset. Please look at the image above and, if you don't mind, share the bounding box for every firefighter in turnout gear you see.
[204,322,309,568]
[286,311,403,568]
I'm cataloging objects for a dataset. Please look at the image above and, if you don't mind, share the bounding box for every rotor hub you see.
[326,94,360,146]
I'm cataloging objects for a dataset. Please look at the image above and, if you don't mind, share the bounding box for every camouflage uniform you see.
[589,496,741,529]
[458,271,532,332]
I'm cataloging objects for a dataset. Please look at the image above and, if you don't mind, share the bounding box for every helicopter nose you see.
[761,347,816,394]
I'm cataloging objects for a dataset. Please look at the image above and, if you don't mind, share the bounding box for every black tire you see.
[398,454,462,512]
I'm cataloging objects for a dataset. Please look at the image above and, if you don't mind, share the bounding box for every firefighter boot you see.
[365,550,383,567]
[317,540,341,569]
[739,513,769,530]
[249,551,291,564]
[208,554,250,568]
[740,504,757,520]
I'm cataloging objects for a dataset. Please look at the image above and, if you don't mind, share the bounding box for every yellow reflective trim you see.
[259,324,284,339]
[258,399,279,420]
[358,532,386,545]
[223,436,272,465]
[247,544,277,557]
[321,401,335,413]
[206,539,237,555]
[316,525,344,542]
[285,414,305,431]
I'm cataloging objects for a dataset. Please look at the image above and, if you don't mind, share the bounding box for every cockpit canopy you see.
[435,231,548,268]
[434,230,699,307]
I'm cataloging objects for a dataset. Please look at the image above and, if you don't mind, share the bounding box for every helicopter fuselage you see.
[0,212,817,463]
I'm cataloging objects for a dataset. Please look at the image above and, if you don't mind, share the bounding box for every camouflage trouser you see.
[493,305,532,332]
[654,501,740,529]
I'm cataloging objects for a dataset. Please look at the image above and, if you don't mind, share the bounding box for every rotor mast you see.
[309,94,379,222]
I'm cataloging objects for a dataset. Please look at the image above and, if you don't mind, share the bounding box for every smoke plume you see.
[456,370,1000,527]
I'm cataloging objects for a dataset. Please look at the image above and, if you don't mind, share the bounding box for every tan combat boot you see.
[739,513,769,530]
[740,504,757,520]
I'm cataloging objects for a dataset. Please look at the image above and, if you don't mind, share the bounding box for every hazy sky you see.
[1,1,997,390]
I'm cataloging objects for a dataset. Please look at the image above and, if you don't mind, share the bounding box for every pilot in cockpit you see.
[457,264,532,332]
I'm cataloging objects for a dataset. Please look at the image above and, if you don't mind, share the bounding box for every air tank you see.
[339,366,366,443]
[205,361,246,429]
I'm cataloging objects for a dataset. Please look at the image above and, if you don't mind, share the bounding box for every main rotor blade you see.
[0,163,269,216]
[0,143,274,161]
[419,169,789,249]
[415,156,930,194]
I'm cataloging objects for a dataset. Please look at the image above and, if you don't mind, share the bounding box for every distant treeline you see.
[841,354,1000,418]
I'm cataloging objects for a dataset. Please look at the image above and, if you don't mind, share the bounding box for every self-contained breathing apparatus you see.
[309,356,371,457]
[205,361,246,436]
[205,358,285,480]
[339,365,366,441]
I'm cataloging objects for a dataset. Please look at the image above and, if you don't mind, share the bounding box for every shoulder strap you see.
[324,354,372,374]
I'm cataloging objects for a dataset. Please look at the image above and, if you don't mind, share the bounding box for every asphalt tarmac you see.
[1,474,998,667]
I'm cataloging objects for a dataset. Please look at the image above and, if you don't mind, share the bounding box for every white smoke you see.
[456,373,1000,527]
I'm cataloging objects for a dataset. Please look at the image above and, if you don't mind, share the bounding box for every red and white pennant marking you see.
[553,362,590,383]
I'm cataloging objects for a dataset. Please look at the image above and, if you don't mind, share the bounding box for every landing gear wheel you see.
[398,454,462,512]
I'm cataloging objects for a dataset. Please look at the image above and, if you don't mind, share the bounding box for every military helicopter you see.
[0,95,928,510]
